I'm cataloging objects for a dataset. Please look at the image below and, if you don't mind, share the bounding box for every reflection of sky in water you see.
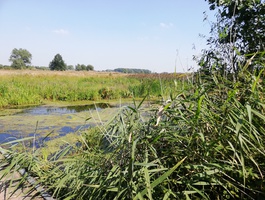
[0,104,102,145]
[0,124,92,148]
[19,103,112,115]
[0,103,114,146]
[0,133,20,143]
[58,124,90,137]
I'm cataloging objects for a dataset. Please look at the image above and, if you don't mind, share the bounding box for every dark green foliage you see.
[0,64,11,69]
[75,64,94,71]
[201,0,265,79]
[206,0,265,54]
[114,68,151,74]
[86,64,94,71]
[34,66,50,70]
[208,0,265,55]
[9,48,32,69]
[49,54,67,71]
[67,65,74,70]
[98,87,116,99]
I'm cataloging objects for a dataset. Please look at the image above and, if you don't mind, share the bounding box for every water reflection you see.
[0,124,92,148]
[0,103,112,146]
[0,133,19,143]
[20,103,112,115]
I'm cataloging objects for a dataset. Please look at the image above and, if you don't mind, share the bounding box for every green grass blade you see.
[134,157,186,200]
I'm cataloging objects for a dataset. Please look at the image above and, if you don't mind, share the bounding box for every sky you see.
[0,0,216,73]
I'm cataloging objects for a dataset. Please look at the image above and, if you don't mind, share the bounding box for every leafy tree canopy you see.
[9,48,32,69]
[206,0,265,54]
[199,0,265,80]
[67,65,74,70]
[75,64,94,71]
[114,68,151,74]
[49,54,67,71]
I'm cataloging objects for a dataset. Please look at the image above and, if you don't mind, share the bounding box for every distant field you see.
[0,69,128,77]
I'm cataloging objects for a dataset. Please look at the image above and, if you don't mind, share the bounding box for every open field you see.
[0,69,128,77]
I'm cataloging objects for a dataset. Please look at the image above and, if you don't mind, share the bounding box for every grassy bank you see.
[0,70,187,108]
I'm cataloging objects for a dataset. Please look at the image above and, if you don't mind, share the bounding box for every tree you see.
[199,0,265,80]
[9,48,32,69]
[75,64,85,71]
[67,65,74,70]
[49,54,67,71]
[75,64,94,71]
[114,68,151,74]
[86,64,94,71]
[207,0,265,53]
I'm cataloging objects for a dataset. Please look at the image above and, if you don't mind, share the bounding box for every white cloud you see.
[52,29,69,35]
[159,22,174,29]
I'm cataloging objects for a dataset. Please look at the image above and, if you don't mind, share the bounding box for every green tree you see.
[114,68,151,74]
[75,64,94,71]
[67,65,74,70]
[86,64,94,71]
[75,64,85,71]
[9,48,32,69]
[200,0,265,80]
[206,0,264,54]
[49,54,67,71]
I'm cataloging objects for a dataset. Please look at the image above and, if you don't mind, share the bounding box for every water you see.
[19,103,112,115]
[0,133,20,143]
[0,103,114,146]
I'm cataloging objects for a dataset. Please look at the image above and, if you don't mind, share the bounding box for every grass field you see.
[0,70,188,108]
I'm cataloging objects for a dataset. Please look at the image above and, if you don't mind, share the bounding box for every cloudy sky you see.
[0,0,215,72]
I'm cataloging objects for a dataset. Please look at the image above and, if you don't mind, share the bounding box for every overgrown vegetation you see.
[0,71,184,108]
[1,1,265,199]
[1,56,265,199]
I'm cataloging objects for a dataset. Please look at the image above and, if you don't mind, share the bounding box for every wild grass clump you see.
[0,59,265,199]
[128,74,189,98]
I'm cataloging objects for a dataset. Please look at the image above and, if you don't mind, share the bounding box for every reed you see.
[0,70,186,108]
[1,62,264,199]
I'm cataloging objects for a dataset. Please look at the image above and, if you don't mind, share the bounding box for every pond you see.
[0,103,121,146]
[19,103,112,115]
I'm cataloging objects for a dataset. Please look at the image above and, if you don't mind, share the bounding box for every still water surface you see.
[0,103,116,145]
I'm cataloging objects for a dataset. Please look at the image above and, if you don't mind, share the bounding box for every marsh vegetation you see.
[0,61,265,199]
[0,70,185,108]
[0,0,265,199]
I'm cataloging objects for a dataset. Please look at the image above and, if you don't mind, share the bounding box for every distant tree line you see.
[113,68,151,74]
[75,64,94,71]
[1,49,152,73]
[1,48,95,71]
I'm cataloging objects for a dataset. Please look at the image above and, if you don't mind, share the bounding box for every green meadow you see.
[0,70,186,108]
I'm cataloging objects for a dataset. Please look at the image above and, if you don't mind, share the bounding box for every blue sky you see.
[0,0,215,72]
